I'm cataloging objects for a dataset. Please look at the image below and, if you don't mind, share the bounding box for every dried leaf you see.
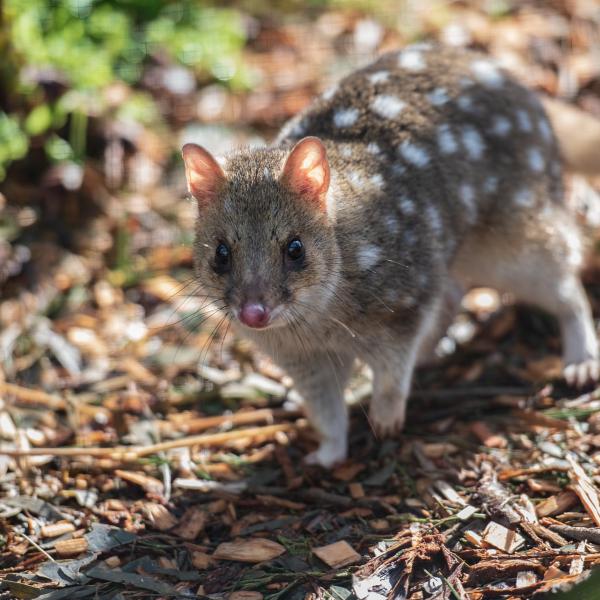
[213,538,286,563]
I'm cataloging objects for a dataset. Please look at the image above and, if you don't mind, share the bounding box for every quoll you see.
[182,44,600,467]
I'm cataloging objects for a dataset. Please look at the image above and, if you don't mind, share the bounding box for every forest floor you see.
[3,2,600,598]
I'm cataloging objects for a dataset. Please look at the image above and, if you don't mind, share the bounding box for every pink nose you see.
[239,303,270,328]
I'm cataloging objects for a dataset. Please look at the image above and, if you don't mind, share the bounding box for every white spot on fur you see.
[369,173,384,189]
[516,110,532,132]
[321,84,338,101]
[398,140,430,167]
[399,49,426,71]
[348,171,366,188]
[281,116,307,139]
[426,204,442,233]
[357,244,381,270]
[514,187,534,207]
[437,124,458,154]
[368,70,390,84]
[457,95,473,111]
[399,195,416,216]
[427,87,449,106]
[461,126,485,160]
[538,117,552,141]
[339,145,353,159]
[385,214,399,234]
[459,183,476,215]
[484,176,498,194]
[371,94,406,119]
[404,229,417,246]
[391,163,407,177]
[263,167,271,179]
[490,115,511,136]
[527,146,545,172]
[470,59,504,88]
[333,108,359,128]
[367,142,381,155]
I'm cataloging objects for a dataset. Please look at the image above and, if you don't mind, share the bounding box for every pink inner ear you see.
[181,143,225,206]
[282,137,330,208]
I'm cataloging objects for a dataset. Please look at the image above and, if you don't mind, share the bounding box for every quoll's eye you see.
[287,238,304,261]
[214,242,231,274]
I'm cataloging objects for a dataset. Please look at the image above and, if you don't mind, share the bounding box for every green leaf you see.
[24,104,53,135]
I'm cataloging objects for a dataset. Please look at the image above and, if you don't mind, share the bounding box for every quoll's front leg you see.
[283,352,355,468]
[366,303,442,436]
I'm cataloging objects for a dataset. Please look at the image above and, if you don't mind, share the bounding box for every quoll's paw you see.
[564,359,600,388]
[304,440,347,469]
[369,405,406,438]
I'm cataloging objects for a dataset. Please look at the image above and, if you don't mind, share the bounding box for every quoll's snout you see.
[239,302,271,328]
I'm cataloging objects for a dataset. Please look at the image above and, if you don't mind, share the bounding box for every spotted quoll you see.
[182,44,599,467]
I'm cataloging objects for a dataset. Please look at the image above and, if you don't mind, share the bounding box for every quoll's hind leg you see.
[366,299,443,436]
[454,209,599,387]
[282,351,355,468]
[417,278,465,365]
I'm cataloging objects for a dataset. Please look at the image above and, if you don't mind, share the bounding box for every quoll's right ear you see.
[181,143,225,208]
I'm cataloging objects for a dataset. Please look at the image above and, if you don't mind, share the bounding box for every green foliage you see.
[0,111,29,180]
[0,0,249,179]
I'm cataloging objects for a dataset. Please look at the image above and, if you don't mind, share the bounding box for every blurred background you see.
[2,0,600,401]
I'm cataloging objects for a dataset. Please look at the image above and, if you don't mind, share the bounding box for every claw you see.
[564,359,600,388]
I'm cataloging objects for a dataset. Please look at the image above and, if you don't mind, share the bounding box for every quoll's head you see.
[181,137,340,331]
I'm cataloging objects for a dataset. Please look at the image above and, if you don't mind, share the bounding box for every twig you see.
[19,532,57,563]
[171,408,302,434]
[0,382,66,410]
[0,423,302,460]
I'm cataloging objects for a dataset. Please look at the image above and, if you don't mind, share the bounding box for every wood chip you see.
[527,479,562,494]
[333,462,366,481]
[516,571,538,588]
[312,540,361,568]
[349,482,365,499]
[536,490,579,518]
[255,494,305,510]
[190,551,215,570]
[481,521,525,554]
[141,502,177,531]
[40,521,75,538]
[172,506,207,541]
[543,562,568,580]
[228,592,264,600]
[569,542,586,576]
[434,480,466,505]
[419,442,459,458]
[567,455,600,526]
[114,470,164,495]
[456,505,478,521]
[470,422,507,448]
[213,538,286,563]
[55,537,88,557]
[464,530,484,548]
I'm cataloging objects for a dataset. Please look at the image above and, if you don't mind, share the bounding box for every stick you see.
[0,382,66,410]
[172,408,302,434]
[0,423,300,460]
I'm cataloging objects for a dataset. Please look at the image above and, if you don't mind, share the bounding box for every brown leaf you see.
[213,538,286,563]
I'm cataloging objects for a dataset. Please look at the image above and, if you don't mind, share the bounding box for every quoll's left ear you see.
[281,136,330,211]
[181,143,225,209]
